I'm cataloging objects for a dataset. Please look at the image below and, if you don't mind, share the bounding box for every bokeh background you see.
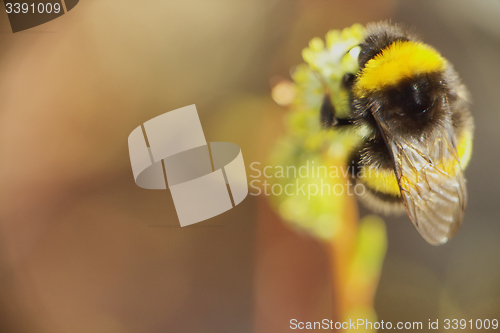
[0,0,499,332]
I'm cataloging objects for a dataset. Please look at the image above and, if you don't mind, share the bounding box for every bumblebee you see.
[321,22,474,245]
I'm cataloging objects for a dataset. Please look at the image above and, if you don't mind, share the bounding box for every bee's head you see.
[353,40,449,136]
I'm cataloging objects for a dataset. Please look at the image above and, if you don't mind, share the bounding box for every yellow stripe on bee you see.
[359,131,473,196]
[354,40,446,97]
[438,130,474,176]
[359,166,401,196]
[457,129,473,170]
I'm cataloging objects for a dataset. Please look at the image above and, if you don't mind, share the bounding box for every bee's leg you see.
[335,117,356,126]
[342,73,356,90]
[320,93,356,129]
[320,94,336,128]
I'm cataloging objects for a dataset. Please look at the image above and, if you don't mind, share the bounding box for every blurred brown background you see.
[0,0,498,332]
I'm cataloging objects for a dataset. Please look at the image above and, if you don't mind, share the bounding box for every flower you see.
[269,23,366,239]
[269,24,388,330]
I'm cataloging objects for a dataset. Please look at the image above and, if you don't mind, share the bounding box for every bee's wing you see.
[375,115,467,245]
